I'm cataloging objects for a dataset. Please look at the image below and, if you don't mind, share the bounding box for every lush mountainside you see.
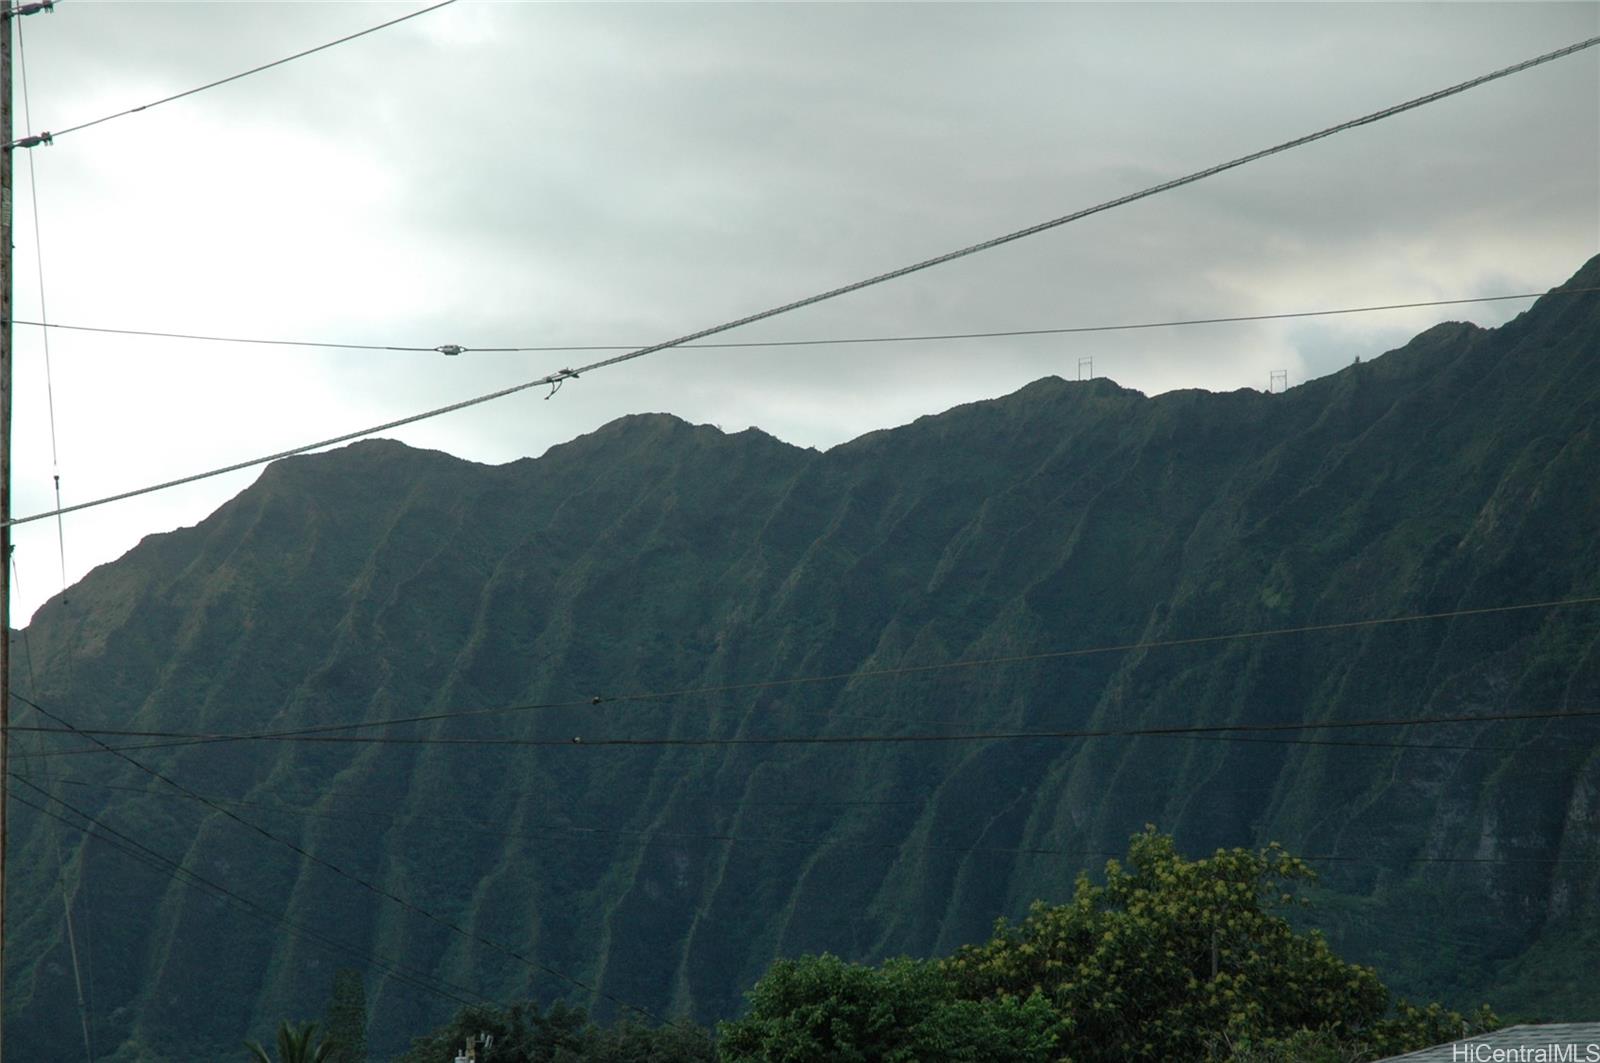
[7,257,1600,1060]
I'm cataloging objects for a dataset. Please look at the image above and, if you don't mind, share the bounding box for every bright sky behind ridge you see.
[6,1,1598,624]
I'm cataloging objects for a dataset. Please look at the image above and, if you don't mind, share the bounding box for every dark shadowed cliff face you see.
[7,258,1600,1060]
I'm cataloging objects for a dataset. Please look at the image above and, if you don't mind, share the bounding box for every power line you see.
[14,768,1127,865]
[354,706,1599,749]
[5,0,460,148]
[13,720,1550,762]
[8,779,1518,972]
[15,697,1599,753]
[15,592,1600,758]
[0,788,1514,971]
[11,592,1600,758]
[576,596,1600,712]
[16,17,73,619]
[7,561,92,1060]
[13,783,491,1012]
[9,322,440,353]
[18,774,931,811]
[6,779,489,1012]
[14,772,1517,974]
[16,769,1595,871]
[10,32,1599,529]
[12,287,1597,355]
[15,696,661,1022]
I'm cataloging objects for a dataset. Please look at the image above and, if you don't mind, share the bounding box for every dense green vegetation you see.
[326,969,370,1063]
[721,955,1058,1063]
[394,1000,715,1063]
[5,258,1596,1060]
[392,830,1490,1062]
[717,831,1495,1062]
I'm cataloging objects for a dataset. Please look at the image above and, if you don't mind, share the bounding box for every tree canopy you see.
[395,999,716,1063]
[324,969,368,1063]
[720,828,1497,1062]
[394,830,1496,1061]
[718,954,1058,1063]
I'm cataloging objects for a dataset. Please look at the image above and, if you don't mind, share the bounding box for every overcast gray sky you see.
[7,1,1598,623]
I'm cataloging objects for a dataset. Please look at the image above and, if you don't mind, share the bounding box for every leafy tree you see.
[245,1020,336,1063]
[718,953,1057,1062]
[1203,1026,1366,1063]
[324,968,368,1063]
[589,1018,718,1063]
[395,1000,588,1063]
[941,827,1496,1061]
[1360,1001,1499,1061]
[1202,1009,1495,1063]
[397,999,714,1063]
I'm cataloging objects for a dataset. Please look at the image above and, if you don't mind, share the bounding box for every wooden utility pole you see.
[0,4,15,1058]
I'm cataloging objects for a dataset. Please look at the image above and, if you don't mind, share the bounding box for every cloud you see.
[6,1,1597,622]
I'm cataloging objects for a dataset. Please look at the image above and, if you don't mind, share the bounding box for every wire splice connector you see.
[435,344,465,357]
[545,368,581,400]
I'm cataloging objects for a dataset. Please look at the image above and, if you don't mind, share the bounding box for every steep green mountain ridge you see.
[7,256,1599,1059]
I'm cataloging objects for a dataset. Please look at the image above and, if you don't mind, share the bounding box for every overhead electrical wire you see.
[16,769,1594,870]
[16,20,74,615]
[17,25,93,1056]
[16,773,929,811]
[237,706,1592,750]
[6,780,490,1012]
[12,287,1598,355]
[9,776,1513,960]
[14,695,1599,755]
[552,595,1600,714]
[15,715,1557,761]
[9,31,1600,529]
[15,722,1558,763]
[11,592,1596,759]
[7,562,93,1062]
[5,0,460,148]
[12,787,1510,983]
[14,696,661,1022]
[11,769,1135,866]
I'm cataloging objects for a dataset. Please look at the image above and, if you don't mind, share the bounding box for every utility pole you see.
[1,6,16,1059]
[0,7,52,1051]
